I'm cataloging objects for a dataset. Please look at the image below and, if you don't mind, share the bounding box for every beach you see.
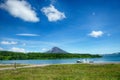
[0,62,120,70]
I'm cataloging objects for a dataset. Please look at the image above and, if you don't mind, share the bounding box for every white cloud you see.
[10,47,25,52]
[0,47,3,50]
[1,41,17,45]
[16,33,40,36]
[3,38,61,47]
[0,0,39,22]
[23,43,26,46]
[41,48,48,51]
[41,4,66,22]
[88,31,104,38]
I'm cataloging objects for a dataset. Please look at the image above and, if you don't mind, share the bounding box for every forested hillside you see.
[0,51,101,60]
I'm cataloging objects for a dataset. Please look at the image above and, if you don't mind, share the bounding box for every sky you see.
[0,0,120,54]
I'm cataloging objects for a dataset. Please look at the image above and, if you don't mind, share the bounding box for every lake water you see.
[0,54,120,64]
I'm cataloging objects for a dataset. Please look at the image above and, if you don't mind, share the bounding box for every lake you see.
[0,54,120,64]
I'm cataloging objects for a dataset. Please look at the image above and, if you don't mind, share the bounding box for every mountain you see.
[46,47,69,54]
[112,52,120,54]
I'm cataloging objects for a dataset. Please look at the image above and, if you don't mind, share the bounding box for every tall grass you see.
[0,64,120,80]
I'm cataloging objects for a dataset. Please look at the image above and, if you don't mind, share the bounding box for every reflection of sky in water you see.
[0,54,120,64]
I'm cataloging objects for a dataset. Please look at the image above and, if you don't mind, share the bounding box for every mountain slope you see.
[46,47,68,54]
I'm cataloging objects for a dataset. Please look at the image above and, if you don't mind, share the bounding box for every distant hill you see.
[46,47,69,54]
[0,50,101,60]
[112,52,120,54]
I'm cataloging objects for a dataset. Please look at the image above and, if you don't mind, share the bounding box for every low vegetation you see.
[0,51,101,60]
[0,64,120,80]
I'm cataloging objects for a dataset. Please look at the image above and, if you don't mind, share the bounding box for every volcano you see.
[46,47,68,54]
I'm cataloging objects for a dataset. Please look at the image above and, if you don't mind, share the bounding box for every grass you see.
[0,64,120,80]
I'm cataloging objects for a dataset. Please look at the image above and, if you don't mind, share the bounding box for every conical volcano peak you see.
[52,47,61,50]
[46,47,68,54]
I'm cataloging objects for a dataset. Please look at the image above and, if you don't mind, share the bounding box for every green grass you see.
[0,64,120,80]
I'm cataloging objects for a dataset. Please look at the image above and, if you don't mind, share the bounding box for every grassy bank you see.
[0,64,120,80]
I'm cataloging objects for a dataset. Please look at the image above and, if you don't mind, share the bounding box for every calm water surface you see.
[0,54,120,64]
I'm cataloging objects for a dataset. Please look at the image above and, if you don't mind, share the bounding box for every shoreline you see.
[0,64,50,70]
[0,62,120,70]
[0,62,120,65]
[0,62,120,69]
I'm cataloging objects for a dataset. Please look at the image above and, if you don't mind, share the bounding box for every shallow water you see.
[0,54,120,64]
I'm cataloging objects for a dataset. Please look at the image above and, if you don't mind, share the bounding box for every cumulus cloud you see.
[10,47,25,52]
[41,4,66,22]
[88,31,104,38]
[16,33,40,36]
[1,41,17,45]
[0,0,39,22]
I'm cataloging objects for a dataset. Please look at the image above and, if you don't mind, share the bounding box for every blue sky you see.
[0,0,120,54]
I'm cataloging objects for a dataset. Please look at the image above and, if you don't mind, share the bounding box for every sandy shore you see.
[0,64,50,70]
